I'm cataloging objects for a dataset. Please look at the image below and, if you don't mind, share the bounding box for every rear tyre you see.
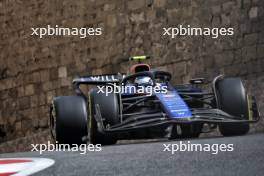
[89,89,119,145]
[216,78,250,136]
[50,96,88,145]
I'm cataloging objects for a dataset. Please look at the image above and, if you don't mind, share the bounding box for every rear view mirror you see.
[189,78,205,84]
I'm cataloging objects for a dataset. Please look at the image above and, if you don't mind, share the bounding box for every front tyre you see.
[88,89,119,145]
[216,78,250,136]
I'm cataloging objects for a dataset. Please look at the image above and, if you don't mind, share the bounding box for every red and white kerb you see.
[0,158,55,176]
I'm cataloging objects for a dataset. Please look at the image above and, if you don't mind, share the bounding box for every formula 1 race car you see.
[50,56,260,145]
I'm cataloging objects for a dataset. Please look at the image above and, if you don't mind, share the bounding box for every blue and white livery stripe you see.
[156,90,192,119]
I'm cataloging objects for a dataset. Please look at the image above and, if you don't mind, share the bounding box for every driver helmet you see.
[134,76,153,86]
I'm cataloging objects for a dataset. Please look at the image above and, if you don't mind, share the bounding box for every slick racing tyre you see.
[88,89,119,145]
[50,96,88,145]
[216,78,250,136]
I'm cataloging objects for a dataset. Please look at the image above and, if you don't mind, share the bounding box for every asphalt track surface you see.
[1,133,264,176]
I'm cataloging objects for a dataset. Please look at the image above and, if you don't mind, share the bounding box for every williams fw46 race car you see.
[50,56,260,145]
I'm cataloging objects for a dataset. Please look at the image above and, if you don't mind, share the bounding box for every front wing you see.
[94,104,260,133]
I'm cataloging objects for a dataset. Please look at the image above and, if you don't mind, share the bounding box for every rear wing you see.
[72,74,126,85]
[72,74,126,97]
